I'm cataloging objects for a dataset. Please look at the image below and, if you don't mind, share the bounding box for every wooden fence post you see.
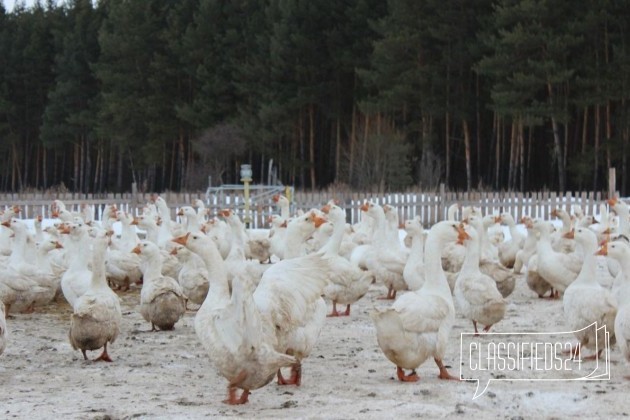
[609,167,616,198]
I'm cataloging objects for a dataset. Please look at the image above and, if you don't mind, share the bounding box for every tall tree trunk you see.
[335,117,341,183]
[309,104,316,189]
[476,73,482,186]
[93,144,100,193]
[43,147,47,189]
[445,111,450,187]
[508,120,516,190]
[361,114,370,184]
[178,134,186,190]
[494,113,500,189]
[623,125,628,196]
[349,104,357,184]
[518,120,525,191]
[606,100,612,171]
[73,142,79,192]
[117,146,123,192]
[462,119,472,191]
[299,111,305,188]
[169,140,176,190]
[547,82,565,191]
[35,145,40,189]
[594,104,600,191]
[526,125,532,189]
[582,107,588,153]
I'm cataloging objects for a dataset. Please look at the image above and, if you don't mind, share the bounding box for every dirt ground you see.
[1,263,628,419]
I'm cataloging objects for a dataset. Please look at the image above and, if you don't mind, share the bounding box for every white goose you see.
[320,204,374,317]
[370,220,465,382]
[272,194,291,220]
[517,218,553,298]
[133,241,186,331]
[466,215,516,299]
[268,214,288,261]
[550,208,575,253]
[598,241,630,376]
[363,202,407,300]
[175,217,329,389]
[0,301,5,354]
[532,219,581,298]
[402,216,425,291]
[173,232,296,404]
[497,212,525,268]
[454,223,506,335]
[219,209,270,289]
[170,244,209,308]
[69,233,122,362]
[563,228,617,359]
[106,211,142,290]
[60,223,93,309]
[0,219,56,313]
[177,206,203,233]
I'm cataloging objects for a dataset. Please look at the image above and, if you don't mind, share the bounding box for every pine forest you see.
[1,0,629,194]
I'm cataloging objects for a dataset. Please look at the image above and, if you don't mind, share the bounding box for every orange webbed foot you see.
[397,367,420,382]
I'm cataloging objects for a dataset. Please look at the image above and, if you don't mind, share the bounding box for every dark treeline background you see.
[1,0,630,194]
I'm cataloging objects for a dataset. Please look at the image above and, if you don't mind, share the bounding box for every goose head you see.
[131,241,161,259]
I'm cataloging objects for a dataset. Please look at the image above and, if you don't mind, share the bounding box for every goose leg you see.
[81,349,88,360]
[94,343,113,362]
[278,362,302,386]
[562,343,581,358]
[224,387,250,405]
[396,366,419,382]
[435,358,459,380]
[581,349,603,361]
[483,324,493,333]
[224,371,249,404]
[343,304,351,316]
[378,287,395,300]
[473,320,479,336]
[327,301,341,317]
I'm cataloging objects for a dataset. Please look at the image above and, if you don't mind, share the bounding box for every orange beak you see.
[170,247,178,255]
[172,232,190,246]
[455,223,471,245]
[219,209,231,218]
[131,244,142,254]
[1,220,9,228]
[51,210,59,218]
[37,215,42,222]
[280,220,288,228]
[551,209,559,218]
[360,203,369,212]
[563,230,575,239]
[177,209,184,216]
[272,194,280,203]
[13,205,20,213]
[608,197,618,207]
[321,204,331,214]
[596,242,608,256]
[494,215,502,223]
[131,217,139,225]
[59,225,71,235]
[200,225,207,234]
[313,215,327,228]
[54,241,63,249]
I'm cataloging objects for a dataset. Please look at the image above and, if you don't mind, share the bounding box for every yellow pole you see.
[244,179,251,228]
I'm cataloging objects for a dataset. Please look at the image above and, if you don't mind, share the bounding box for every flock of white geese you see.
[0,194,629,404]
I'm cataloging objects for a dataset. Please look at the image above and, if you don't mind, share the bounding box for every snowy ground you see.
[1,261,628,419]
[0,213,626,419]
